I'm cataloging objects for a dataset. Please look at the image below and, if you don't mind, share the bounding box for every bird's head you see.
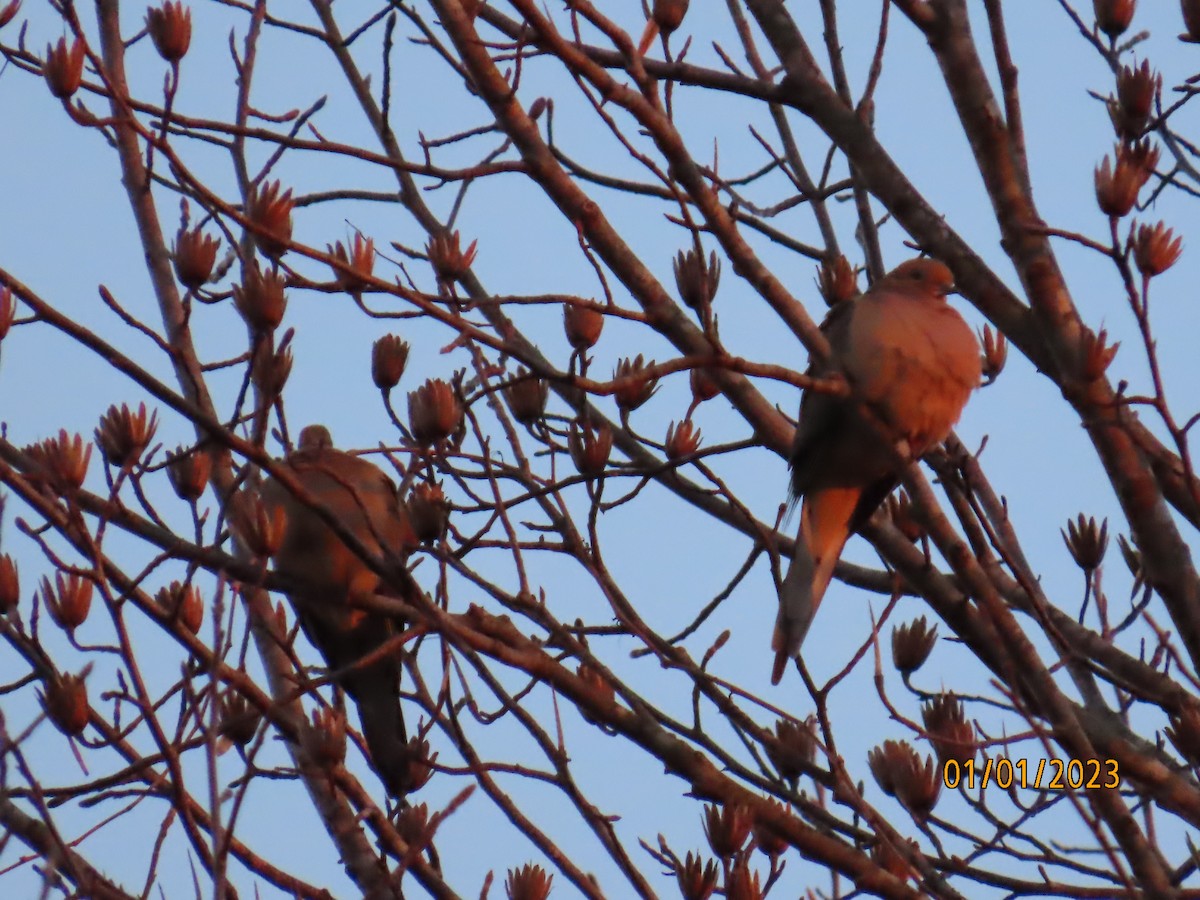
[886,258,955,299]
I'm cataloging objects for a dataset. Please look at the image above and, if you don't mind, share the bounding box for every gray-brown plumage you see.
[772,258,981,684]
[262,424,418,794]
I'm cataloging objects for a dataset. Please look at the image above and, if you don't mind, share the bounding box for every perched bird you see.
[772,258,981,684]
[262,424,418,794]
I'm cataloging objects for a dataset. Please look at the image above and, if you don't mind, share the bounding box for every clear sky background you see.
[2,2,1199,897]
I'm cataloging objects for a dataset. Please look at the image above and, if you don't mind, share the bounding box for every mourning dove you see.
[262,424,418,794]
[772,258,981,684]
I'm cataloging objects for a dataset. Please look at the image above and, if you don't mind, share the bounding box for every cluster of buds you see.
[568,418,613,478]
[922,693,978,771]
[145,1,191,63]
[765,715,816,783]
[1185,0,1200,42]
[167,445,210,501]
[817,255,859,307]
[1111,61,1160,141]
[505,864,552,900]
[724,854,762,900]
[503,368,549,424]
[304,706,347,769]
[251,340,294,401]
[407,378,463,446]
[0,554,18,615]
[0,1,21,30]
[44,37,85,99]
[613,354,659,413]
[665,419,702,460]
[867,740,941,821]
[216,688,261,747]
[0,285,16,340]
[25,430,92,493]
[407,482,450,543]
[173,226,220,290]
[371,334,409,393]
[247,181,294,259]
[1133,221,1183,278]
[1079,326,1120,381]
[426,230,477,284]
[233,266,287,333]
[1095,140,1159,218]
[95,402,159,470]
[40,672,89,736]
[675,852,718,900]
[228,488,286,559]
[40,571,93,633]
[328,234,375,292]
[155,580,204,635]
[1062,514,1108,572]
[673,247,721,316]
[979,324,1008,385]
[1093,0,1135,39]
[563,301,604,351]
[702,802,751,859]
[891,616,938,675]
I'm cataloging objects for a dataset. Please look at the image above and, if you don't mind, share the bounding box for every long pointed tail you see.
[771,486,860,684]
[348,670,410,796]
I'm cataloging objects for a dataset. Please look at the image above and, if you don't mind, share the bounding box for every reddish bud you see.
[0,555,19,615]
[146,1,191,63]
[1095,140,1159,217]
[886,490,924,543]
[673,247,721,313]
[40,572,93,633]
[407,378,463,446]
[251,341,293,401]
[25,430,92,493]
[371,334,410,392]
[613,354,659,413]
[229,488,287,558]
[568,418,612,478]
[1133,221,1183,277]
[689,366,719,404]
[867,740,941,820]
[1113,60,1160,140]
[233,266,287,333]
[0,285,15,340]
[665,419,702,460]
[563,301,604,351]
[891,616,937,675]
[304,706,347,768]
[817,255,859,307]
[702,803,751,859]
[155,580,204,635]
[675,852,718,900]
[247,181,294,259]
[329,234,375,291]
[407,482,450,544]
[505,864,552,900]
[44,37,85,99]
[1062,514,1108,571]
[167,446,211,502]
[426,230,477,283]
[95,402,158,470]
[979,324,1008,385]
[725,853,762,900]
[922,693,978,771]
[0,1,21,30]
[765,715,816,782]
[503,368,550,424]
[1094,0,1135,39]
[173,227,220,290]
[40,672,89,736]
[1080,327,1120,380]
